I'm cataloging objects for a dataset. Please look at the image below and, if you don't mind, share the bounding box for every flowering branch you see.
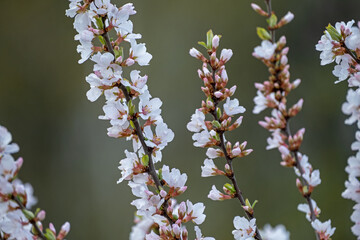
[100,17,163,193]
[251,2,335,240]
[316,20,360,239]
[66,0,214,239]
[188,30,264,240]
[0,125,70,240]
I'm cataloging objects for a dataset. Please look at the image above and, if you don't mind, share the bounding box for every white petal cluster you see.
[317,20,360,239]
[232,216,257,240]
[260,224,290,240]
[311,220,336,240]
[316,20,360,85]
[253,40,277,60]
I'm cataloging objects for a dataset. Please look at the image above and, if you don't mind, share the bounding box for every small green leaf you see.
[128,100,135,116]
[211,120,221,129]
[34,208,41,215]
[130,120,135,129]
[216,108,222,119]
[256,27,272,41]
[251,200,258,209]
[22,209,35,220]
[326,24,342,41]
[95,16,104,30]
[245,198,251,207]
[266,13,278,28]
[198,41,208,49]
[206,30,214,49]
[141,155,149,166]
[224,183,235,194]
[98,36,106,45]
[44,229,56,240]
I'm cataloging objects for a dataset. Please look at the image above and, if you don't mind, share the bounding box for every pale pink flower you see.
[311,219,335,240]
[253,40,277,60]
[232,216,257,240]
[223,97,246,116]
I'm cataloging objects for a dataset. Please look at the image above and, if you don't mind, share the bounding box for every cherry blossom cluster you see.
[251,2,335,239]
[0,125,70,240]
[316,20,360,239]
[188,30,290,240]
[66,0,213,239]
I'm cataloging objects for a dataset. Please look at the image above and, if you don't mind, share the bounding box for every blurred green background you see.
[1,0,359,239]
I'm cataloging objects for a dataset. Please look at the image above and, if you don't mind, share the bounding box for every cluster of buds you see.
[317,20,360,239]
[0,126,70,240]
[66,0,213,239]
[188,30,290,240]
[251,2,335,239]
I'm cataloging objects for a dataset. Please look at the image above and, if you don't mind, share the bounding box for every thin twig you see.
[264,0,275,42]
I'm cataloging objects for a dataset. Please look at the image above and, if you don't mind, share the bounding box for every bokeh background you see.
[1,0,360,239]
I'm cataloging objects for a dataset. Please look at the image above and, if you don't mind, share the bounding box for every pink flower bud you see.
[254,83,264,91]
[15,157,23,170]
[37,210,46,221]
[292,78,301,88]
[281,55,288,65]
[125,58,135,66]
[115,56,123,63]
[220,49,233,63]
[279,36,287,45]
[229,85,237,95]
[212,35,220,49]
[189,47,202,59]
[279,145,290,156]
[232,147,241,156]
[281,12,294,24]
[49,223,56,234]
[160,190,167,198]
[214,91,223,98]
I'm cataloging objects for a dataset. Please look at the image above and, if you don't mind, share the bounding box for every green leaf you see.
[22,209,35,220]
[130,120,135,129]
[98,36,106,45]
[141,155,149,166]
[251,200,258,209]
[256,27,271,41]
[216,107,222,119]
[95,16,104,30]
[198,41,208,49]
[267,13,278,28]
[44,229,56,240]
[224,183,235,194]
[211,120,221,129]
[326,24,342,41]
[206,30,214,49]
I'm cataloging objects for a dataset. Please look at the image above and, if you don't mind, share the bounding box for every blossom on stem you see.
[232,216,257,240]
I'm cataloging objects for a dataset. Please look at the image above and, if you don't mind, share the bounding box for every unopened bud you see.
[189,47,202,59]
[212,35,220,49]
[251,3,269,17]
[37,210,46,221]
[220,49,233,63]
